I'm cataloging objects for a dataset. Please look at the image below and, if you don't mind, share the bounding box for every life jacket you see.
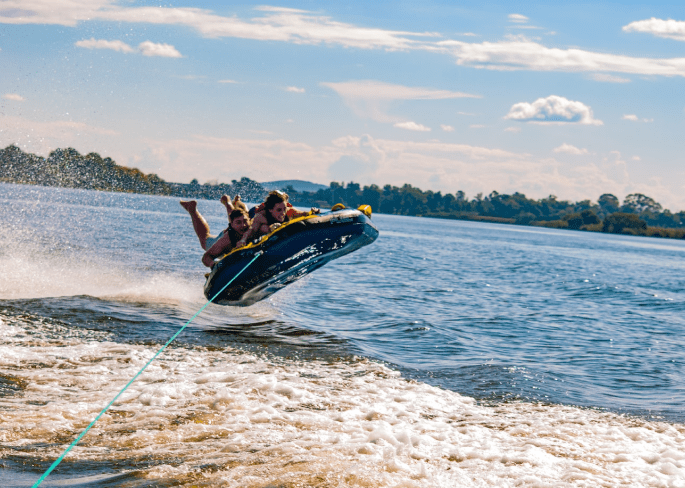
[227,226,242,247]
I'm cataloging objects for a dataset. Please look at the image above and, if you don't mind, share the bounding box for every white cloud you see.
[75,38,135,53]
[3,93,24,101]
[6,3,685,78]
[632,156,641,161]
[505,95,603,125]
[2,1,438,50]
[508,14,529,23]
[590,73,631,83]
[470,124,485,128]
[623,114,654,123]
[440,125,454,132]
[437,38,685,77]
[253,6,310,14]
[623,18,685,42]
[321,80,479,101]
[218,79,240,84]
[75,38,181,57]
[138,41,182,58]
[322,80,479,123]
[504,127,521,133]
[285,86,305,93]
[553,143,588,155]
[394,121,431,132]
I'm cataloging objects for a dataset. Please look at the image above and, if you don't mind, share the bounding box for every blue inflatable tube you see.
[203,207,379,306]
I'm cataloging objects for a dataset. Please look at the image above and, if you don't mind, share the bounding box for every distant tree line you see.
[0,145,266,202]
[2,144,684,239]
[281,182,685,239]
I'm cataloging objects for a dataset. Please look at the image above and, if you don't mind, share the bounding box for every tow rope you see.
[33,251,263,487]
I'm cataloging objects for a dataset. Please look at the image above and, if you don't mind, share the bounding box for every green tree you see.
[602,212,647,234]
[622,193,662,214]
[598,193,620,214]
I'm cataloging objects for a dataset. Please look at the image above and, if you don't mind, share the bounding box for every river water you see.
[1,182,684,487]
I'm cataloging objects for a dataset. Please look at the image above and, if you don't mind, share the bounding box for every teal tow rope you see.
[32,251,263,488]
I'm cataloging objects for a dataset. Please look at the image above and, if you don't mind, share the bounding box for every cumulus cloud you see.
[590,73,631,83]
[285,86,305,93]
[394,121,431,132]
[623,18,685,42]
[504,127,521,133]
[138,41,182,57]
[75,38,182,57]
[505,95,603,125]
[3,93,24,101]
[440,125,454,132]
[553,143,588,155]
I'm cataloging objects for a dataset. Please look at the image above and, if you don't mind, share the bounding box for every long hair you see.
[264,190,288,211]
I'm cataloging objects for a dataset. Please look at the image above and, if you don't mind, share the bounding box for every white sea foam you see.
[1,316,684,487]
[0,243,204,304]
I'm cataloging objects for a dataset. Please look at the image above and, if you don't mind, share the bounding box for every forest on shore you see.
[2,144,684,239]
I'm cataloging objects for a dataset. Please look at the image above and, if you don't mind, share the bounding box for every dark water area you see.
[2,182,685,487]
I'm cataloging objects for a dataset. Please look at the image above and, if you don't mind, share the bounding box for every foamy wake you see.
[0,249,204,304]
[1,316,684,487]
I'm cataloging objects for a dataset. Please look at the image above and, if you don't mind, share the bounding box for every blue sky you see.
[1,1,684,209]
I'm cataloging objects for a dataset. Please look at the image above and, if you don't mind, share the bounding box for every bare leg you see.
[220,194,234,220]
[180,200,211,250]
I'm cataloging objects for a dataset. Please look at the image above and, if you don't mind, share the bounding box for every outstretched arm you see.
[236,214,266,248]
[202,232,233,267]
[287,207,320,219]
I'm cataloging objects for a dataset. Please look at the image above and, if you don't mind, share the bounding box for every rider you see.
[201,208,251,267]
[236,190,318,248]
[180,194,247,251]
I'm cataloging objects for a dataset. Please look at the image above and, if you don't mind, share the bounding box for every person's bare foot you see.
[232,195,248,212]
[220,194,234,212]
[180,200,197,213]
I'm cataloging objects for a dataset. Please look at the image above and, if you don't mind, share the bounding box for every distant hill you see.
[261,179,329,193]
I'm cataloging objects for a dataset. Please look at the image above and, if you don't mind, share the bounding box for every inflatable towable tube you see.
[203,206,379,306]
